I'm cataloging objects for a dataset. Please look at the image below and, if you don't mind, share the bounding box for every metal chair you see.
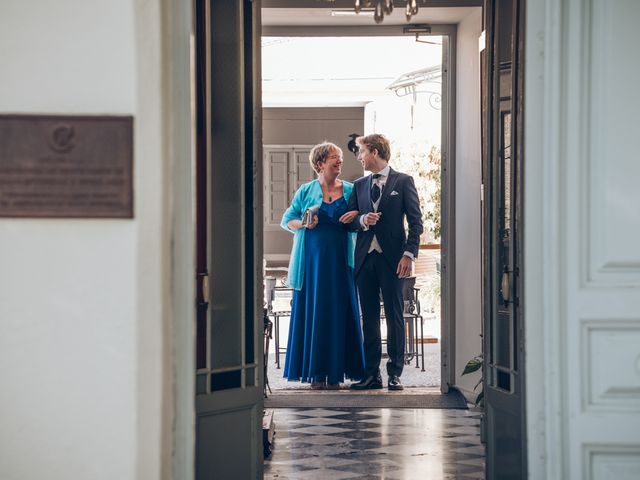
[263,307,273,397]
[402,276,425,371]
[264,276,293,369]
[377,276,425,370]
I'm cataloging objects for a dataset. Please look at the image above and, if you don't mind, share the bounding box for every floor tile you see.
[264,408,485,479]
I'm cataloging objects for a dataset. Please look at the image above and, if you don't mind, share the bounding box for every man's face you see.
[357,143,376,171]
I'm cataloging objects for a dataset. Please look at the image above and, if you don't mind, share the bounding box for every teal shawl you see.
[280,179,356,290]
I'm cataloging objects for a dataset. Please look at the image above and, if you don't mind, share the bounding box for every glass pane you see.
[497,370,512,392]
[211,370,242,391]
[502,111,512,233]
[208,12,249,371]
[197,304,207,369]
[495,310,512,369]
[209,144,245,369]
[491,0,516,379]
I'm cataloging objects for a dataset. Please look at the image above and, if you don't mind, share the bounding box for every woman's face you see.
[321,149,343,176]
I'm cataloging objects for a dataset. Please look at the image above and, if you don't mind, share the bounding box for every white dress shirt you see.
[360,166,415,260]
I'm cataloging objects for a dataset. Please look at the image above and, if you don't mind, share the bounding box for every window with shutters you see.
[263,145,315,230]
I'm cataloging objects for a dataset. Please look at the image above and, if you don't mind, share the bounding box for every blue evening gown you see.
[283,196,365,385]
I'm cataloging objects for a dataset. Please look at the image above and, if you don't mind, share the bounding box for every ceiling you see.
[261,0,481,27]
[262,6,480,27]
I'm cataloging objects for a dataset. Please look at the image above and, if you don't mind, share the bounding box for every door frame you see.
[523,0,583,477]
[163,1,196,479]
[262,24,458,392]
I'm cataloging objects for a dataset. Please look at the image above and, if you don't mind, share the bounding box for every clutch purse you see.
[301,205,320,227]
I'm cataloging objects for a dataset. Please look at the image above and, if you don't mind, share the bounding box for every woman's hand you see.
[305,215,319,229]
[287,215,319,230]
[287,219,303,230]
[339,210,359,224]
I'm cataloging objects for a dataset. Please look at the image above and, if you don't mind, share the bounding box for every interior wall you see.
[453,8,483,398]
[263,107,364,258]
[0,1,169,478]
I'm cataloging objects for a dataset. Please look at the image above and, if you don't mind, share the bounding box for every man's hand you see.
[396,255,413,278]
[339,210,359,224]
[362,212,382,226]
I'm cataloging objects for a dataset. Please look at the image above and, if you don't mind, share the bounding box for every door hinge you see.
[198,272,210,306]
[202,273,210,304]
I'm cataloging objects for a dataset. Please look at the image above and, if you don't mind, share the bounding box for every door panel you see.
[266,151,289,225]
[293,149,313,188]
[196,389,262,480]
[195,0,263,478]
[263,147,313,228]
[483,0,526,477]
[543,0,640,477]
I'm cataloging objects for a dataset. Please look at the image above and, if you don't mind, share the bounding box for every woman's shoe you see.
[310,381,324,390]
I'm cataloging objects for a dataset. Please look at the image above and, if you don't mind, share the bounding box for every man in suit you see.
[340,134,423,391]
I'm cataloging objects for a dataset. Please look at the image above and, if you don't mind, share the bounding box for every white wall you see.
[453,8,483,398]
[0,1,169,479]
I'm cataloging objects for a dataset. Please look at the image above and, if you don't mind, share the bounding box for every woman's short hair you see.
[357,133,391,162]
[309,141,342,174]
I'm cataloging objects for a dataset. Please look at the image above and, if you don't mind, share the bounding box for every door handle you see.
[501,270,510,304]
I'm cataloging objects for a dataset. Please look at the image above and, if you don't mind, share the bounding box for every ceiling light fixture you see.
[331,9,374,16]
[354,0,422,24]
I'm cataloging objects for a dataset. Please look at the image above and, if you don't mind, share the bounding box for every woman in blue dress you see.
[281,142,365,389]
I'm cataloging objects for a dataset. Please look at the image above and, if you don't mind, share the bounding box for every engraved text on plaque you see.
[0,115,133,218]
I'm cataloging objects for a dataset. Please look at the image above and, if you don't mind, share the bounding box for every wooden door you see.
[194,1,263,478]
[482,0,527,477]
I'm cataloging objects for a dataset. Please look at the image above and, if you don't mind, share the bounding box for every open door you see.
[194,1,264,478]
[482,0,527,477]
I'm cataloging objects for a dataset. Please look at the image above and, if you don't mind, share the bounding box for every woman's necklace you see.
[325,181,339,202]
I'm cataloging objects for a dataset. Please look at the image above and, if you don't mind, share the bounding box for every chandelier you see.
[354,0,421,23]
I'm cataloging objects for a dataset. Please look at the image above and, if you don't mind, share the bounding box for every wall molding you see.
[583,444,640,480]
[581,319,640,413]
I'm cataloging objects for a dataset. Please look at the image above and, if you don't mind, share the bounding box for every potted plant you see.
[462,354,485,443]
[461,354,484,407]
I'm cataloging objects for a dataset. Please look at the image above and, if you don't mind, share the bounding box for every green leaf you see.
[474,377,483,391]
[475,391,484,407]
[462,358,482,375]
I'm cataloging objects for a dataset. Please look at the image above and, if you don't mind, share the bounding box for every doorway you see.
[261,25,456,400]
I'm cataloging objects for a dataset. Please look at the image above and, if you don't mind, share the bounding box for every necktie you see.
[371,174,382,203]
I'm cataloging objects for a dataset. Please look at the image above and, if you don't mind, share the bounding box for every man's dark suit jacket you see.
[347,168,424,276]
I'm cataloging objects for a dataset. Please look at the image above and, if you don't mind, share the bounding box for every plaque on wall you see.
[0,114,133,218]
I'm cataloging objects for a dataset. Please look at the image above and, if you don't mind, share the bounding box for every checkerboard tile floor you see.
[264,408,485,479]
